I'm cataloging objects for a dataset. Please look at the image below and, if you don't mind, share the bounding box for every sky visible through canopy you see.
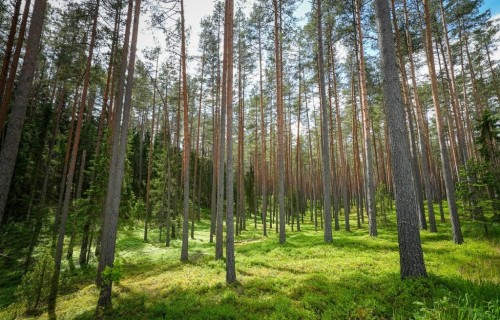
[136,0,500,65]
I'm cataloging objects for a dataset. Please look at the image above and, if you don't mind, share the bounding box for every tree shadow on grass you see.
[71,271,499,320]
[236,232,401,258]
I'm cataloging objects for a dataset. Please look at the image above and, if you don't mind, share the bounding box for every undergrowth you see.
[0,204,498,319]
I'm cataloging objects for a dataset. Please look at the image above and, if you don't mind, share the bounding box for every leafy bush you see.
[16,251,54,314]
[100,261,123,286]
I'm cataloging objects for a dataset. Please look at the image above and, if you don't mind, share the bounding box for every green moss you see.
[1,207,499,319]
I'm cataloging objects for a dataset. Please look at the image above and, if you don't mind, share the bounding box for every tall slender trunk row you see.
[224,0,236,284]
[180,0,191,262]
[355,0,377,237]
[96,0,140,311]
[274,0,286,244]
[422,0,463,245]
[0,0,45,225]
[49,0,100,313]
[316,0,333,243]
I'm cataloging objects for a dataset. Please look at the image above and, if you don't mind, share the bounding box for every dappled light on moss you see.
[2,204,498,319]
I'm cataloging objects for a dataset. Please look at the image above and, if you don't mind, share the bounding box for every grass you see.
[1,204,499,319]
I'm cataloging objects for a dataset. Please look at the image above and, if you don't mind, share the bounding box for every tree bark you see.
[96,0,139,311]
[389,0,426,230]
[422,0,463,244]
[0,0,22,118]
[257,10,268,237]
[144,55,158,243]
[355,0,377,236]
[401,0,436,232]
[316,0,333,242]
[0,0,46,224]
[224,0,236,284]
[216,0,229,260]
[192,51,205,238]
[49,0,100,313]
[180,0,191,262]
[273,0,286,244]
[439,0,467,166]
[374,0,427,279]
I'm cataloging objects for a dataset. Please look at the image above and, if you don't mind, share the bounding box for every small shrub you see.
[16,251,54,314]
[100,261,123,286]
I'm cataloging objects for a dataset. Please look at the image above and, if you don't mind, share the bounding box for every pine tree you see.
[374,0,427,279]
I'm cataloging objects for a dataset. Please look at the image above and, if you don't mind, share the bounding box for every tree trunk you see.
[374,0,427,279]
[216,0,229,260]
[0,0,44,224]
[422,0,463,244]
[236,19,245,236]
[210,45,220,243]
[389,0,426,230]
[24,88,65,272]
[52,89,78,248]
[68,148,87,261]
[192,51,205,238]
[331,38,349,232]
[95,4,120,160]
[439,0,467,166]
[316,0,333,242]
[355,0,377,237]
[258,13,268,237]
[145,55,158,243]
[224,0,236,284]
[96,0,139,311]
[274,0,286,244]
[0,0,27,137]
[400,0,436,232]
[295,47,303,232]
[0,0,22,117]
[180,0,191,262]
[48,0,99,313]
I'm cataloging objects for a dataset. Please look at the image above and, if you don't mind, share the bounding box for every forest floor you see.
[1,204,499,319]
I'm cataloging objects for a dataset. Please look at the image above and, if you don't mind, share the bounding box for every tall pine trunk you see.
[316,0,333,242]
[422,0,463,244]
[257,13,268,237]
[274,0,286,244]
[96,0,139,311]
[374,0,427,279]
[49,0,100,313]
[0,0,46,224]
[355,0,377,236]
[0,0,22,116]
[180,0,191,262]
[145,55,158,243]
[216,0,229,260]
[224,0,236,284]
[401,0,436,232]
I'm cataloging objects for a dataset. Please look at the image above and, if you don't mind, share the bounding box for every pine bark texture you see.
[0,0,47,224]
[274,0,286,244]
[401,0,436,232]
[216,0,229,259]
[49,1,100,312]
[97,0,140,310]
[316,0,333,243]
[180,0,191,262]
[374,0,427,279]
[355,0,377,236]
[225,0,236,284]
[422,0,463,244]
[0,0,22,119]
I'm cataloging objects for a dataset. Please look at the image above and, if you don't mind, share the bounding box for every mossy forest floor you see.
[1,204,499,319]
